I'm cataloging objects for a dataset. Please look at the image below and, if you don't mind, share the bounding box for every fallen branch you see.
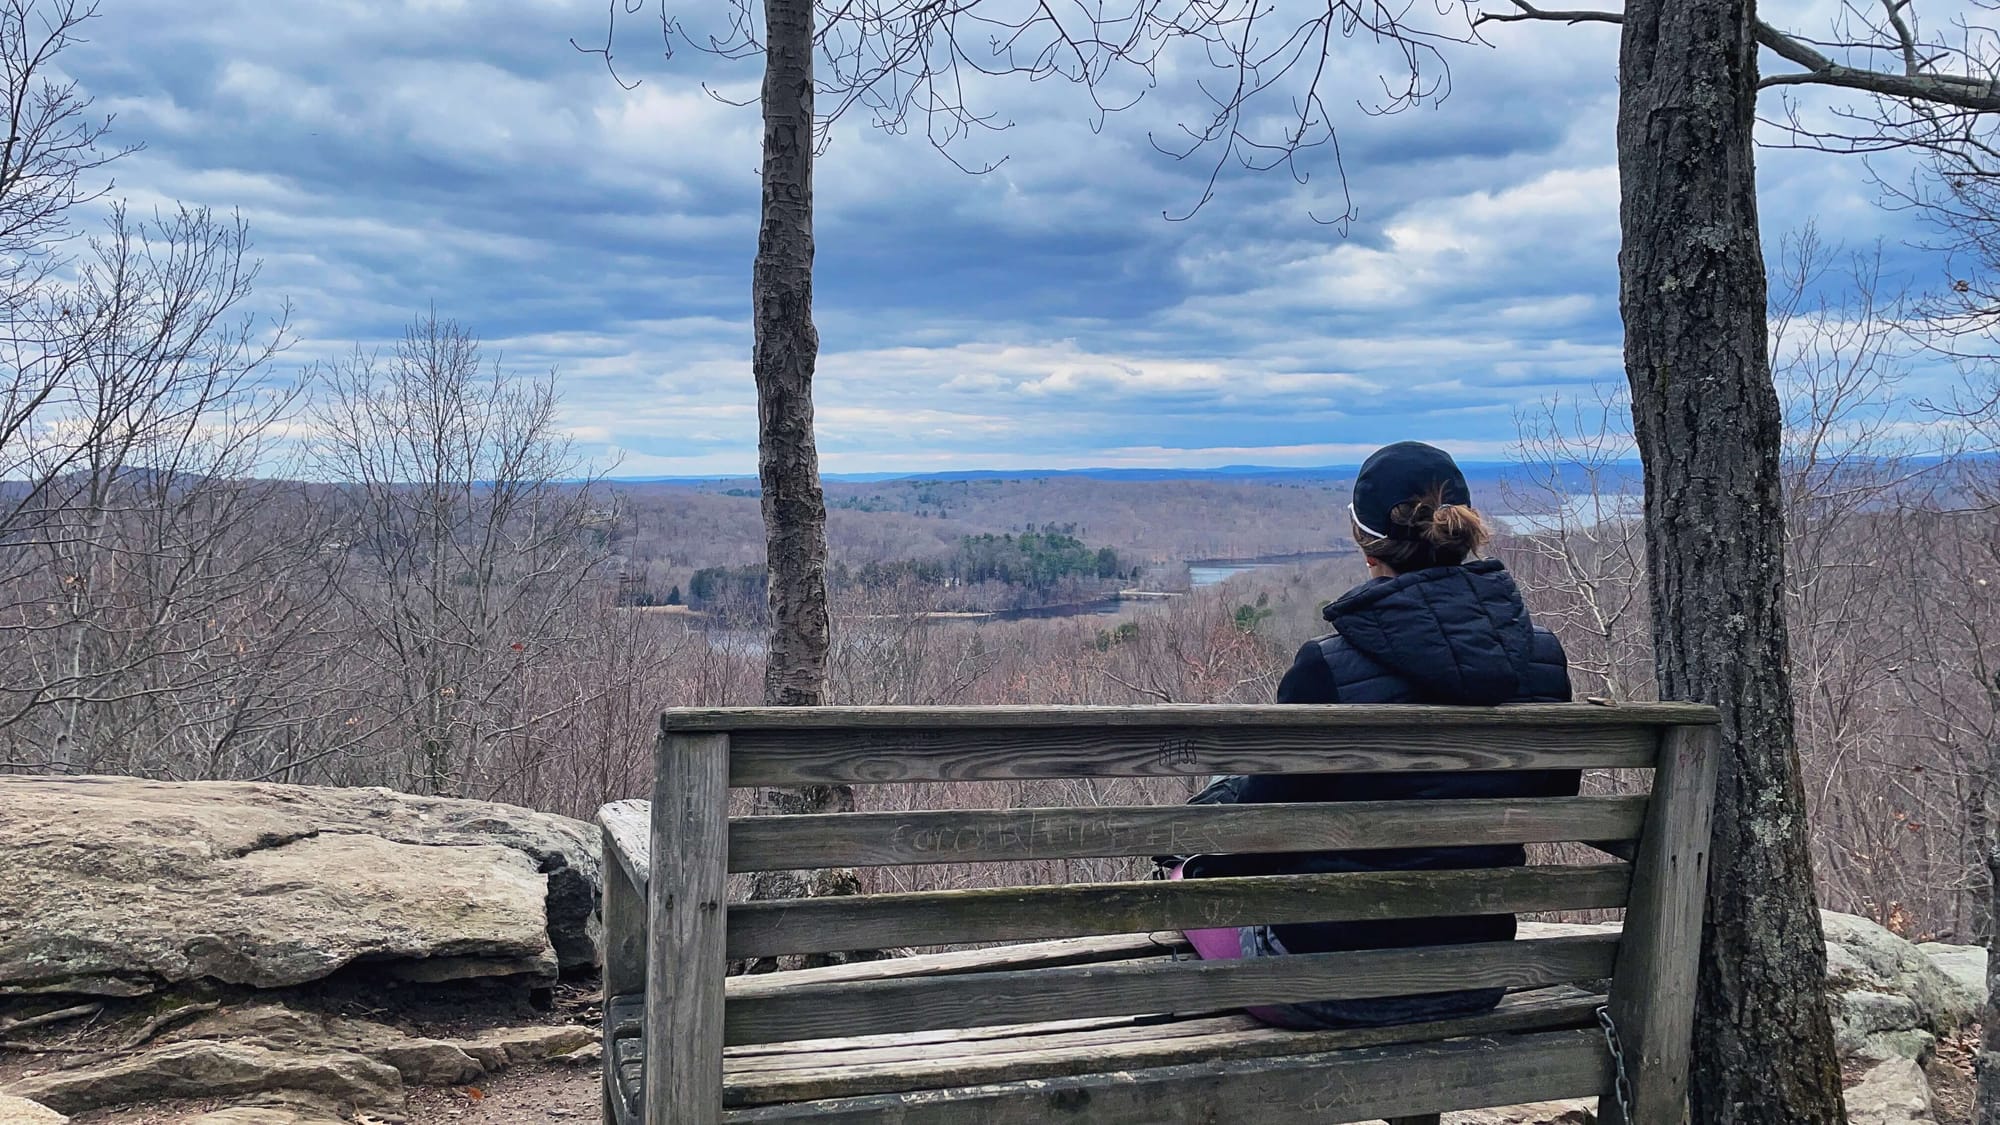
[0,1003,102,1037]
[115,1000,220,1052]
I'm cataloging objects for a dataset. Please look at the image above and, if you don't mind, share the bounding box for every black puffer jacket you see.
[1187,558,1576,962]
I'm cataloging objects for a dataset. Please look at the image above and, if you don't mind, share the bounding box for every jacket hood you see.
[1321,558,1535,704]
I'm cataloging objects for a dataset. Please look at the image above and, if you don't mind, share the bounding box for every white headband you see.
[1348,502,1390,541]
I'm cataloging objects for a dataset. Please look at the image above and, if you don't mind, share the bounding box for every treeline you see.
[674,530,1132,619]
[947,531,1126,589]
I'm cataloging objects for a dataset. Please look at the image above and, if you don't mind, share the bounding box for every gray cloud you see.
[52,0,1948,475]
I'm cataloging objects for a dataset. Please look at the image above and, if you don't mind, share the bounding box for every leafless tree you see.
[0,2,322,780]
[1503,389,1650,703]
[0,206,322,777]
[306,312,614,796]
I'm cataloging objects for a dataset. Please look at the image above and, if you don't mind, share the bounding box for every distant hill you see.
[612,460,1647,489]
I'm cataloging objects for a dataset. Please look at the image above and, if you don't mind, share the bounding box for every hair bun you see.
[1423,503,1486,551]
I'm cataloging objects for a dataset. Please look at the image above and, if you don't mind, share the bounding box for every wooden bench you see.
[596,703,1720,1124]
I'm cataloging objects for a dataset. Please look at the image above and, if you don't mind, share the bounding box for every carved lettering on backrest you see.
[1153,736,1199,770]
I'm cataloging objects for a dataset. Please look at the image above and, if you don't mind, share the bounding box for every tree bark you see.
[1982,839,2000,1124]
[1616,0,1848,1120]
[755,0,832,713]
[1979,683,2000,1125]
[746,0,865,938]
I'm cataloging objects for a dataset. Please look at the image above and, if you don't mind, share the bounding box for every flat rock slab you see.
[0,776,601,997]
[163,1003,593,1088]
[0,999,601,1122]
[184,1110,350,1125]
[0,1095,68,1124]
[1916,941,1987,1023]
[2,1041,405,1115]
[1845,1056,1937,1125]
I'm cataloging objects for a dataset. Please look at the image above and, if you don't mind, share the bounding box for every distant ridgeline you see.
[671,529,1132,618]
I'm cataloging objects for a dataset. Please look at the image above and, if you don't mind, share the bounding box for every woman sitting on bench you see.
[1164,441,1579,1029]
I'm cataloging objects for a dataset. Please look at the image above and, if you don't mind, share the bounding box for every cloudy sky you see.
[60,0,1958,476]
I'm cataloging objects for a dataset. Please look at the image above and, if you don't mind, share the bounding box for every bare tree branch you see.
[1477,0,2000,112]
[593,0,1477,222]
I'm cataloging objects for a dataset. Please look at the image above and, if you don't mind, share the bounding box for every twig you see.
[0,1002,101,1036]
[115,1000,219,1051]
[1096,666,1176,702]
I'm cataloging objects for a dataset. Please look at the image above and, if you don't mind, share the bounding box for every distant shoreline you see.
[1185,548,1354,568]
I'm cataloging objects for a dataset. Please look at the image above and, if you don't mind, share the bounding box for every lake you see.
[1186,550,1352,588]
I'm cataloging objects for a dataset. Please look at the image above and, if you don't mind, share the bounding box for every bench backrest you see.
[633,702,1720,1124]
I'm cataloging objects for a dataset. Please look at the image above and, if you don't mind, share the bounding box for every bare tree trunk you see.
[745,0,865,937]
[755,0,831,712]
[1982,834,2000,1124]
[1979,680,2000,1125]
[1617,0,1847,1119]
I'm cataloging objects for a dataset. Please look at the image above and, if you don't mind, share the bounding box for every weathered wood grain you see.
[721,1027,1613,1123]
[665,702,1720,730]
[725,935,1618,1044]
[1602,724,1720,1125]
[726,1015,1252,1073]
[727,796,1650,871]
[601,799,651,890]
[723,725,1660,786]
[722,991,1604,1105]
[727,1012,1204,1066]
[599,818,650,999]
[600,805,652,1115]
[724,932,1190,994]
[725,863,1632,959]
[646,732,730,1125]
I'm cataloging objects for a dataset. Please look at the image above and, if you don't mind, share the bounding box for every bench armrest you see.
[597,799,652,1012]
[600,799,651,893]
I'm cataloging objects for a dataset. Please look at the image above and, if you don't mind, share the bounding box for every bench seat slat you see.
[726,862,1632,959]
[728,1013,1196,1065]
[723,724,1657,786]
[723,932,1191,993]
[725,934,1618,1045]
[723,1027,1614,1123]
[728,987,1602,1073]
[728,795,1650,871]
[722,990,1605,1107]
[727,1015,1251,1075]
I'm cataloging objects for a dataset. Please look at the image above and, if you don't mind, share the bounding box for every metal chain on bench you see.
[1595,1005,1636,1124]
